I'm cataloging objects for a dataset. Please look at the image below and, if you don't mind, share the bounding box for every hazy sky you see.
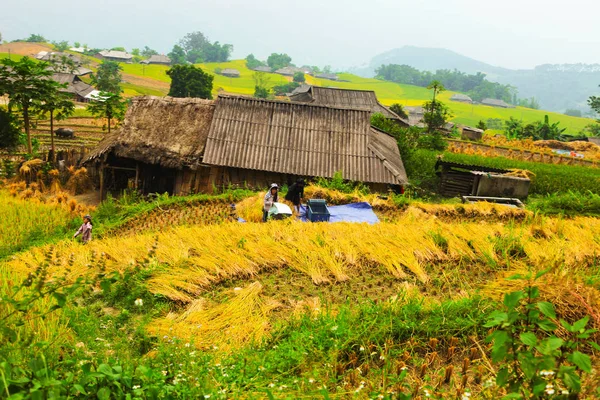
[1,0,599,70]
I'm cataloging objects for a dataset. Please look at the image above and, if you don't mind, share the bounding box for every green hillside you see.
[0,51,595,133]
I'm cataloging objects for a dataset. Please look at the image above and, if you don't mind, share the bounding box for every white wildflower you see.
[379,354,385,360]
[132,385,140,390]
[134,298,143,306]
[462,391,471,400]
[561,389,569,395]
[204,395,211,399]
[330,325,338,331]
[359,346,365,352]
[161,370,167,376]
[545,384,555,395]
[539,370,555,376]
[268,383,275,388]
[308,378,315,383]
[424,389,431,397]
[184,343,191,348]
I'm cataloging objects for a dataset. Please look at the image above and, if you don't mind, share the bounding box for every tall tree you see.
[166,65,213,99]
[267,53,291,71]
[87,92,127,134]
[589,86,600,119]
[34,91,75,163]
[253,72,270,99]
[389,103,408,119]
[141,46,158,58]
[168,45,187,65]
[52,40,69,51]
[423,80,451,133]
[91,60,123,93]
[0,57,57,154]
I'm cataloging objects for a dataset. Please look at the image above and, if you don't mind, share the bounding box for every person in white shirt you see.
[263,183,279,222]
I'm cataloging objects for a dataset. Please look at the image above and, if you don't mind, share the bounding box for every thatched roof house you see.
[220,68,240,78]
[95,50,133,63]
[141,54,171,65]
[252,66,272,73]
[289,85,409,126]
[481,98,514,108]
[450,93,473,103]
[85,95,407,197]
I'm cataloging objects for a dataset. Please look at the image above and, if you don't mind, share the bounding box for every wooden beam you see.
[104,166,137,171]
[99,162,105,202]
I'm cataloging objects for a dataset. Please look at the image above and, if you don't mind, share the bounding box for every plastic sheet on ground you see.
[299,202,379,224]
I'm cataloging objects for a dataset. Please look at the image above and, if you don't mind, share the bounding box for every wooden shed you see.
[84,95,408,198]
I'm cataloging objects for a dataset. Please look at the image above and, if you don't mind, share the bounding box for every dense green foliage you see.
[86,92,127,133]
[24,33,46,43]
[167,45,186,65]
[504,115,566,140]
[245,53,265,70]
[272,81,299,96]
[564,108,582,117]
[166,64,213,99]
[252,71,270,99]
[51,40,69,52]
[0,108,21,150]
[587,85,600,116]
[314,171,369,195]
[91,60,123,93]
[178,31,232,63]
[375,64,515,103]
[389,103,408,119]
[267,53,292,71]
[442,152,600,195]
[485,272,595,397]
[0,57,59,154]
[293,71,305,83]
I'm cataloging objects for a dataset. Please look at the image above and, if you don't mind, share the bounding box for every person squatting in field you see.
[285,178,305,213]
[263,183,279,222]
[73,214,93,243]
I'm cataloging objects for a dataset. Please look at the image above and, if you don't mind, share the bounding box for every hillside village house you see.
[140,54,171,65]
[481,98,515,108]
[95,50,134,63]
[252,66,272,73]
[314,73,339,81]
[52,73,99,103]
[84,95,407,198]
[289,85,410,126]
[219,68,240,78]
[450,93,473,104]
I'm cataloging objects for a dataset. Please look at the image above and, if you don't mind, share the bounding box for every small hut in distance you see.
[219,68,241,78]
[450,93,473,104]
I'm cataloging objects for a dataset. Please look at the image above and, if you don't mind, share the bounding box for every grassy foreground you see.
[2,186,600,398]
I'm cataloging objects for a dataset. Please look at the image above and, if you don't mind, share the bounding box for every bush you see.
[272,82,299,96]
[315,171,369,195]
[293,72,305,83]
[0,108,22,150]
[418,131,448,151]
[528,191,600,216]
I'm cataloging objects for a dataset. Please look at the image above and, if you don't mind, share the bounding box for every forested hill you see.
[351,46,600,114]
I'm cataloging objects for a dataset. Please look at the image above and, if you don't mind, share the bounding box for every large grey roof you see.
[202,95,407,185]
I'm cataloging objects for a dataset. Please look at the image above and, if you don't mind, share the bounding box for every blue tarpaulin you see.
[299,202,379,224]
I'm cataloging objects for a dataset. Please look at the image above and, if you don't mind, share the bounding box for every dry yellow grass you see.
[5,215,600,305]
[148,282,281,352]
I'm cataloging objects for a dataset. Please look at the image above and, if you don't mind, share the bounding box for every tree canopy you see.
[168,45,187,65]
[245,54,266,70]
[293,72,305,83]
[267,53,292,71]
[423,81,452,133]
[177,31,233,63]
[87,92,127,134]
[91,60,123,93]
[141,46,158,58]
[253,72,271,99]
[52,40,70,52]
[589,86,600,119]
[34,90,75,162]
[0,57,60,153]
[376,64,516,103]
[166,65,213,99]
[24,34,46,43]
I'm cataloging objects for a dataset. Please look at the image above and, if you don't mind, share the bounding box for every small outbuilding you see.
[95,50,134,63]
[481,98,515,108]
[435,159,530,199]
[252,66,272,73]
[450,93,473,103]
[140,54,171,65]
[461,126,484,141]
[51,73,97,102]
[219,68,240,78]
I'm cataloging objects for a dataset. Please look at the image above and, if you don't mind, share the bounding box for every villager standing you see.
[73,214,93,244]
[263,183,279,222]
[285,178,305,213]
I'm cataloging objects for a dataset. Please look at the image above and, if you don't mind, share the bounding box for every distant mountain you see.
[350,46,509,78]
[351,46,600,114]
